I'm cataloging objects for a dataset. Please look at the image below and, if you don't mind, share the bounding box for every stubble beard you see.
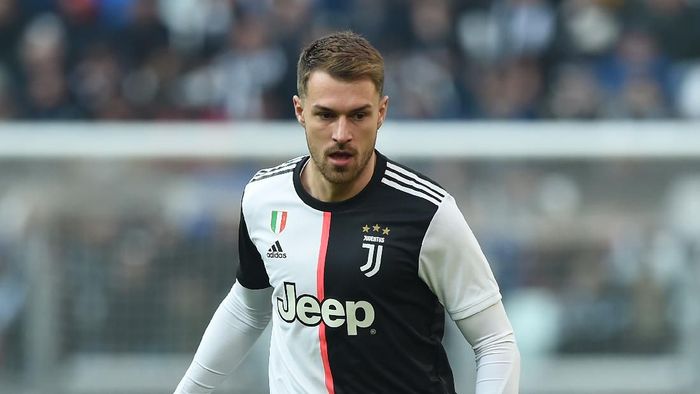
[309,144,374,185]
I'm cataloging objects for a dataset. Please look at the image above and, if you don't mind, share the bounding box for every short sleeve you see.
[236,210,271,289]
[418,195,501,321]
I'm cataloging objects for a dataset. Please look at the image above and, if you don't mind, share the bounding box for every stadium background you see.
[1,0,700,393]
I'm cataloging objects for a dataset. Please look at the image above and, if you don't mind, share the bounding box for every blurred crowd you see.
[0,162,251,372]
[55,210,239,353]
[2,0,700,121]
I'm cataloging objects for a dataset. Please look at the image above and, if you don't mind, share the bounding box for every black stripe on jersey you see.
[259,156,304,173]
[255,162,294,177]
[384,169,445,203]
[251,156,304,181]
[385,162,446,198]
[250,167,294,182]
[252,167,295,182]
[236,210,270,289]
[253,162,297,178]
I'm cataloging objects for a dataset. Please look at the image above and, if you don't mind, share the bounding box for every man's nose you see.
[332,116,352,144]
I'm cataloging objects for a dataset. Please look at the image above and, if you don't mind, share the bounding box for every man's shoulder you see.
[248,156,306,184]
[241,156,304,211]
[382,155,446,189]
[242,156,304,203]
[379,154,449,207]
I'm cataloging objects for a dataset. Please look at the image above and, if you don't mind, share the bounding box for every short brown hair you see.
[297,31,384,98]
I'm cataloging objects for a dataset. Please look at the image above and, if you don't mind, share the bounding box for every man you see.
[174,31,520,394]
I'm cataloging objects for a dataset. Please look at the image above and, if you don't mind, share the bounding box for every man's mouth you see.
[327,150,354,166]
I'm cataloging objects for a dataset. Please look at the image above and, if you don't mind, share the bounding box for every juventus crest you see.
[360,224,390,277]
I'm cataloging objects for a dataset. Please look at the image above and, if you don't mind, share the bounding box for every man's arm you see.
[455,301,520,394]
[174,282,272,394]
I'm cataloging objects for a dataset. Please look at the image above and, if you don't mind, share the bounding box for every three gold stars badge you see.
[362,224,390,235]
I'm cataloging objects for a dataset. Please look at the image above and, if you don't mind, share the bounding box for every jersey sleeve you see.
[418,195,501,321]
[236,209,271,289]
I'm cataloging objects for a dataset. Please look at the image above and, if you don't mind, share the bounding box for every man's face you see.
[293,71,388,186]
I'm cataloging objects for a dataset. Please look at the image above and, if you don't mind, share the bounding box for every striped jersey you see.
[237,151,501,394]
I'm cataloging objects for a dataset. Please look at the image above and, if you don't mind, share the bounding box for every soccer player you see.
[174,31,520,394]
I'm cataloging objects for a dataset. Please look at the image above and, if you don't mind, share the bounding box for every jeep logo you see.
[277,282,375,335]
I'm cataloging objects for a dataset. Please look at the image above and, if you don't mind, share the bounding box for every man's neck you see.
[301,153,376,202]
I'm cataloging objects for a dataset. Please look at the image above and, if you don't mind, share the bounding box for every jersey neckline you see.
[293,150,387,212]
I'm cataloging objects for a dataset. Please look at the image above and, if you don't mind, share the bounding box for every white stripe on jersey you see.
[386,162,446,197]
[384,169,445,202]
[381,178,442,206]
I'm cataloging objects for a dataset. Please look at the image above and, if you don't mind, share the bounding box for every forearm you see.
[455,302,521,394]
[174,282,272,394]
[472,330,520,393]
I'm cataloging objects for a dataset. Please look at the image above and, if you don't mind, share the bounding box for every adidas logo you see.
[267,241,287,259]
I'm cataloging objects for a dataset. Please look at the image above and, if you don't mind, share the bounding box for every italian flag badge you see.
[270,210,288,234]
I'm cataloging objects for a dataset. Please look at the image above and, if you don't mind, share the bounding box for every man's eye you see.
[318,112,333,119]
[353,112,366,120]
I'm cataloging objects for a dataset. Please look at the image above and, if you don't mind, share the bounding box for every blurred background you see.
[1,0,700,393]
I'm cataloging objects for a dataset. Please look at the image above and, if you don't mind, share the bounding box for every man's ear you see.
[377,95,389,130]
[292,95,305,126]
